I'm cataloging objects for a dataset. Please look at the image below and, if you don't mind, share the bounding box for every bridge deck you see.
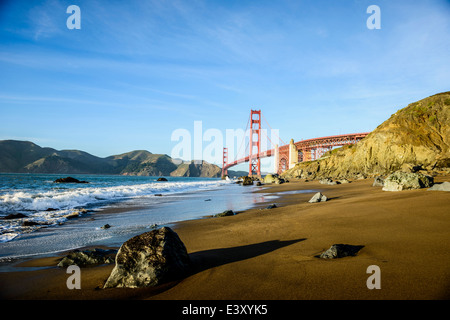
[223,132,370,171]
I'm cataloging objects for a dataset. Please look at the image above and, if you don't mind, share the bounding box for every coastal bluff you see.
[282,92,450,180]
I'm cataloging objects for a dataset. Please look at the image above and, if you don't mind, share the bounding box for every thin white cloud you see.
[26,0,66,40]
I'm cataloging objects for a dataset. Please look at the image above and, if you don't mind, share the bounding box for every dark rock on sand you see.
[214,210,235,217]
[54,177,89,184]
[3,213,28,219]
[242,176,253,186]
[22,220,41,226]
[318,244,364,259]
[57,248,117,267]
[104,227,190,288]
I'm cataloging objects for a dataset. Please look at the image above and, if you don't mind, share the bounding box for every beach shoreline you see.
[0,177,449,300]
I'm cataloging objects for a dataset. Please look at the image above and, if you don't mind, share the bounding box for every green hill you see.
[0,140,222,178]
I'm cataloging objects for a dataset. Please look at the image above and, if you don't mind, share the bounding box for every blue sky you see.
[1,0,449,171]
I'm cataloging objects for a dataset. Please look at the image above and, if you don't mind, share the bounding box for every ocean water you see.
[0,173,275,261]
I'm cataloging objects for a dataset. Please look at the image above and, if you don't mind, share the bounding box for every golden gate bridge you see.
[222,110,370,177]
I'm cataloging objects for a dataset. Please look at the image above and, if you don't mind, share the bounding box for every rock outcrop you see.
[282,92,450,180]
[54,177,89,183]
[382,171,434,191]
[103,227,190,288]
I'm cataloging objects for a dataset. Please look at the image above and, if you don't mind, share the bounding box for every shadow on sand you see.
[188,238,307,275]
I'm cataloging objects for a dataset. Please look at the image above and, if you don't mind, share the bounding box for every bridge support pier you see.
[222,147,228,177]
[288,139,298,169]
[273,144,279,174]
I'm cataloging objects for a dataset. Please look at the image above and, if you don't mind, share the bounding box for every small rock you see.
[263,174,276,184]
[3,213,28,220]
[428,181,450,192]
[401,163,423,173]
[157,177,168,181]
[308,192,328,203]
[57,248,117,267]
[54,177,89,184]
[22,220,41,226]
[214,210,235,217]
[266,204,277,209]
[318,244,364,259]
[101,224,111,229]
[263,174,285,184]
[320,178,339,185]
[372,176,384,187]
[64,211,80,219]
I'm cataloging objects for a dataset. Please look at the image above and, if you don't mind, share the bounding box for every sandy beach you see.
[1,177,449,300]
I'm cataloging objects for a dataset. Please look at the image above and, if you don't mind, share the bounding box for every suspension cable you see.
[262,113,286,146]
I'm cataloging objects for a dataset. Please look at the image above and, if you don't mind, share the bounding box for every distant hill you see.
[0,140,223,178]
[169,160,222,177]
[281,91,450,180]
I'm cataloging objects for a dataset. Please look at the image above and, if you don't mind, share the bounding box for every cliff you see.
[281,92,450,180]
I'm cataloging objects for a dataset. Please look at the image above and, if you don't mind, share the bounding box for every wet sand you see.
[1,177,449,300]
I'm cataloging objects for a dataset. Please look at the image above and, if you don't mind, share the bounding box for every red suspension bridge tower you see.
[249,110,262,177]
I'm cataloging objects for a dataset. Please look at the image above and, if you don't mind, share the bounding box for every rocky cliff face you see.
[282,92,450,180]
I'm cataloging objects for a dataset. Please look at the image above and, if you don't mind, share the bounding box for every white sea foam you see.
[0,179,232,241]
[0,233,19,243]
[0,180,229,214]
